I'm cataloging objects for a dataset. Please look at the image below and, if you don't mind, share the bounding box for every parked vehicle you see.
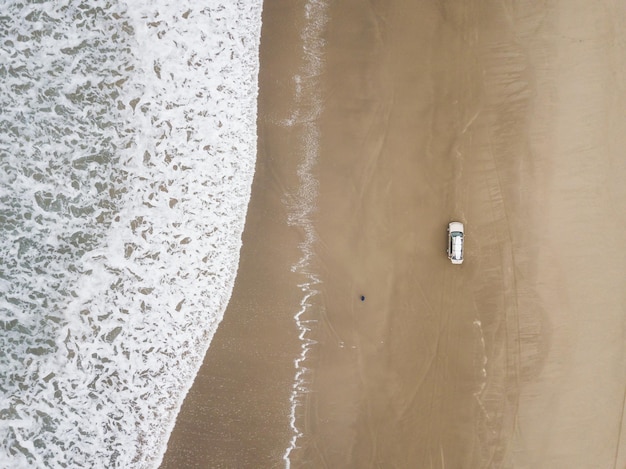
[447,222,464,264]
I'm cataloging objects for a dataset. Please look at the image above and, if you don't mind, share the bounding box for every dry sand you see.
[161,1,626,468]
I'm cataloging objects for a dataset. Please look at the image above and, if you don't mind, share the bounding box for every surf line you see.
[282,0,329,467]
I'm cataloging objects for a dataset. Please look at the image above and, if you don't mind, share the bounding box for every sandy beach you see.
[161,1,626,468]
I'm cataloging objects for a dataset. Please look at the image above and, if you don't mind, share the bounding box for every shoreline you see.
[159,1,309,466]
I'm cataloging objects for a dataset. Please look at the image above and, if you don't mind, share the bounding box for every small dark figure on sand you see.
[360,295,365,302]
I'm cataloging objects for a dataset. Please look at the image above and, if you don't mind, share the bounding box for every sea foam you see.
[282,1,329,467]
[0,1,262,467]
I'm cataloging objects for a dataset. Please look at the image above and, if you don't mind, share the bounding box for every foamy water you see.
[281,1,329,467]
[0,1,262,467]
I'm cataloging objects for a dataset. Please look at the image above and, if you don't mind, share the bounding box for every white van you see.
[447,222,464,264]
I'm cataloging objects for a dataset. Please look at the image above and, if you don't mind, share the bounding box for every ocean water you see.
[0,1,262,467]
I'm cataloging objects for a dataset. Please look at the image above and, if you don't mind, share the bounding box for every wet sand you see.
[161,1,626,468]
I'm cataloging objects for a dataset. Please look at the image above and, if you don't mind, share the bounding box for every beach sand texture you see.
[161,1,626,468]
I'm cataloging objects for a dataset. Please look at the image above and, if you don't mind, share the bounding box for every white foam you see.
[0,0,262,467]
[281,1,329,467]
